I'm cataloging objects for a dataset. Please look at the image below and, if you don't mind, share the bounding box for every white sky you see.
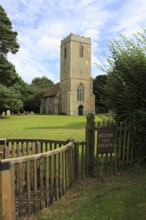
[0,0,146,84]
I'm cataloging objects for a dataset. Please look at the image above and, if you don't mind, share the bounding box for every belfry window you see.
[79,46,83,57]
[77,83,84,101]
[64,47,67,59]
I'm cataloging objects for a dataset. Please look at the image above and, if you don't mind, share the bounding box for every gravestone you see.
[6,110,11,116]
[30,111,34,115]
[2,111,5,117]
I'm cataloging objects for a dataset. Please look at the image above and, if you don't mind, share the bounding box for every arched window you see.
[77,83,84,101]
[79,46,83,57]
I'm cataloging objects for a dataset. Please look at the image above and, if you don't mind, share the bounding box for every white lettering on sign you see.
[99,133,114,138]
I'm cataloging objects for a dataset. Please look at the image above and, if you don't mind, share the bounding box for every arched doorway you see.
[78,105,84,115]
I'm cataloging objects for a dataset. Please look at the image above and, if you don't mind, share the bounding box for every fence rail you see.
[0,139,88,219]
[4,139,67,159]
[0,140,79,219]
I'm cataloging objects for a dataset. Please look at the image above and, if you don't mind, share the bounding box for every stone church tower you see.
[60,33,95,115]
[40,33,95,115]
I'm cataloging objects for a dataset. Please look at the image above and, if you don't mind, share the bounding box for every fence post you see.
[0,161,15,220]
[85,113,95,177]
[0,140,6,159]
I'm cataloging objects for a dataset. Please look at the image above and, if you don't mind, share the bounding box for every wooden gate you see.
[85,113,134,176]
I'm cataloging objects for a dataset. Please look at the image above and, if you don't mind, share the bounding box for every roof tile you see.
[43,83,60,97]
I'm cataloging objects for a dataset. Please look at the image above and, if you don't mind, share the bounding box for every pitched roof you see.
[43,83,60,97]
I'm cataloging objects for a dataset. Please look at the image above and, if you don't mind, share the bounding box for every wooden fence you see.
[0,139,87,220]
[1,139,67,159]
[85,113,134,177]
[0,114,134,219]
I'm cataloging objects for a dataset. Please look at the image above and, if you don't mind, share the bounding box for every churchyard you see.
[0,2,146,219]
[0,114,99,140]
[0,114,146,220]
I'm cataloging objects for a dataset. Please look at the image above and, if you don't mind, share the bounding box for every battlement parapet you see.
[61,33,91,45]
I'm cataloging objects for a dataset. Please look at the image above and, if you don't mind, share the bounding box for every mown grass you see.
[0,114,103,141]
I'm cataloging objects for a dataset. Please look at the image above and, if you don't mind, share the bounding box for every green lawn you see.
[0,115,86,141]
[0,114,103,141]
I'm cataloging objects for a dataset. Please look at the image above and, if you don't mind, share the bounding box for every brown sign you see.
[97,126,116,154]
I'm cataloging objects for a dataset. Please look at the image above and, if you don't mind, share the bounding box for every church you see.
[40,33,95,115]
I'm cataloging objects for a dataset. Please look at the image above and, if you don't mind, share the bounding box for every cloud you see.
[36,36,61,59]
[1,0,146,84]
[104,0,146,37]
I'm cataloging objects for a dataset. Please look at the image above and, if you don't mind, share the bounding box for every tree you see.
[100,29,146,160]
[0,5,19,57]
[27,76,54,113]
[105,35,146,121]
[93,75,108,113]
[0,5,30,113]
[0,84,23,112]
[31,76,54,89]
[13,78,33,112]
[0,56,19,86]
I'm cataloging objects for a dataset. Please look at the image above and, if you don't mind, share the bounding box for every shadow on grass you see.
[25,122,86,130]
[0,116,10,120]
